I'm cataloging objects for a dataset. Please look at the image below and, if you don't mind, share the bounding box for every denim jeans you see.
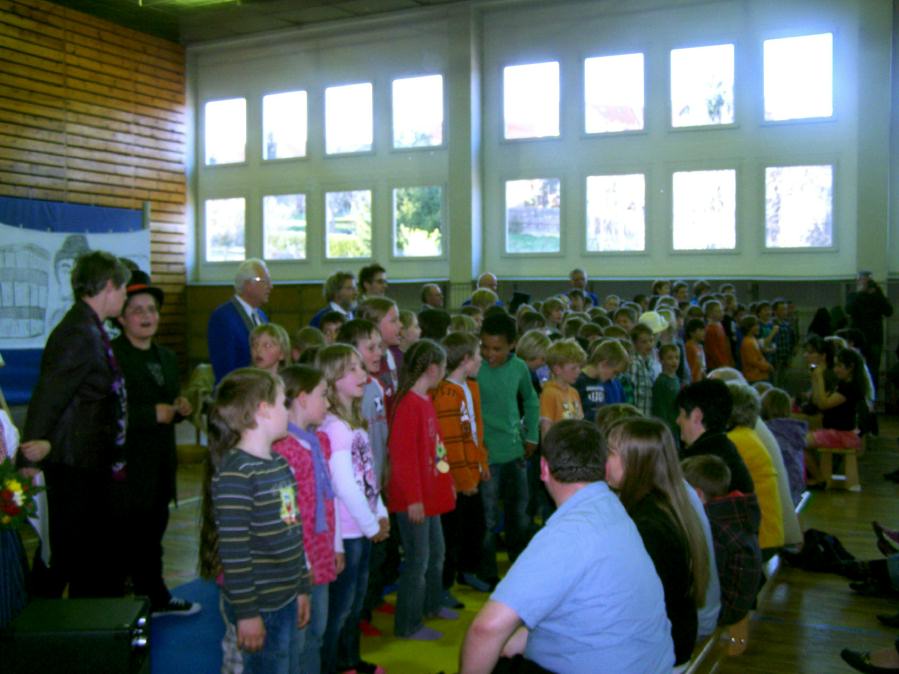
[480,458,530,580]
[395,513,445,636]
[298,582,328,674]
[441,492,486,588]
[241,598,303,674]
[322,537,371,674]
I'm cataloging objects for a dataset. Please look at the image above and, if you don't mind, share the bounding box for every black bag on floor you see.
[782,528,856,573]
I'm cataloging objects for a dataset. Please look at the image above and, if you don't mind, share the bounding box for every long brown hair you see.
[315,343,366,429]
[389,338,446,428]
[606,417,710,605]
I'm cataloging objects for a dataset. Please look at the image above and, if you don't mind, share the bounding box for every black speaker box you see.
[0,597,150,674]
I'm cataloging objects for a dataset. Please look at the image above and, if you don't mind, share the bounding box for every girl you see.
[398,310,422,352]
[605,417,710,666]
[273,365,342,674]
[387,339,457,640]
[357,297,403,405]
[317,345,389,674]
[739,315,772,383]
[250,323,292,374]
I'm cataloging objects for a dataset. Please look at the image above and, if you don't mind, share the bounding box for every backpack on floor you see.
[782,528,856,573]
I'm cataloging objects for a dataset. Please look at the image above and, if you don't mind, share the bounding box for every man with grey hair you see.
[569,268,599,308]
[207,258,271,382]
[420,283,444,310]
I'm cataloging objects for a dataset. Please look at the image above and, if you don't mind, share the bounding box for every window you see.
[392,75,444,148]
[325,83,373,154]
[393,186,444,257]
[204,98,246,165]
[672,169,736,250]
[670,44,734,127]
[765,165,833,248]
[263,91,307,160]
[505,178,561,253]
[503,62,560,140]
[586,174,646,252]
[584,53,644,133]
[325,190,372,258]
[764,33,833,121]
[263,194,307,260]
[205,197,245,261]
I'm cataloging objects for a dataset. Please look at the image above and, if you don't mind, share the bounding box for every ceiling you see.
[50,0,471,44]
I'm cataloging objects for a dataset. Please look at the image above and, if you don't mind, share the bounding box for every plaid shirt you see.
[628,352,659,416]
[771,319,796,366]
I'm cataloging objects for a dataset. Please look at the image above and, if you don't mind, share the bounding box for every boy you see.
[476,312,539,584]
[703,300,734,371]
[433,332,490,595]
[539,339,586,439]
[320,311,346,345]
[770,299,796,388]
[684,318,707,382]
[613,307,636,333]
[652,343,682,443]
[628,323,660,416]
[575,339,630,424]
[681,454,762,655]
[516,328,552,393]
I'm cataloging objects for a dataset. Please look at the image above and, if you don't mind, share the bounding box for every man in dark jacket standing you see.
[846,271,893,392]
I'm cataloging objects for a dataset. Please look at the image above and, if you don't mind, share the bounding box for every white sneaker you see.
[152,597,201,618]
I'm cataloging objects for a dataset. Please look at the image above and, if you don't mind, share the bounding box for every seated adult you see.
[420,283,444,310]
[310,271,356,328]
[460,419,674,674]
[358,262,388,300]
[207,258,271,382]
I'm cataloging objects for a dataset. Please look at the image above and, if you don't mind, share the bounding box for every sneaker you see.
[459,573,494,592]
[441,590,465,609]
[152,597,201,618]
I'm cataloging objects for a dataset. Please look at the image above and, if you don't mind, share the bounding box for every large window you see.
[392,75,444,148]
[672,169,736,250]
[263,91,307,160]
[586,174,646,252]
[670,44,735,127]
[325,83,373,154]
[503,62,560,140]
[393,186,444,257]
[325,190,372,258]
[764,33,833,121]
[765,165,833,248]
[584,53,644,133]
[505,178,561,253]
[205,197,245,261]
[263,194,307,260]
[205,98,246,165]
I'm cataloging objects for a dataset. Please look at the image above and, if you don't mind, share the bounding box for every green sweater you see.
[477,355,539,464]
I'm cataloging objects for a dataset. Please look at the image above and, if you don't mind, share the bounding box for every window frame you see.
[202,96,249,168]
[582,50,647,138]
[668,41,738,132]
[582,169,650,257]
[761,30,837,127]
[322,185,376,261]
[389,183,448,261]
[667,163,741,255]
[261,190,311,263]
[261,89,310,163]
[389,72,447,153]
[323,81,376,157]
[501,175,565,258]
[500,59,563,143]
[202,193,248,264]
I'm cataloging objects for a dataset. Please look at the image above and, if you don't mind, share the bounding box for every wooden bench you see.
[818,445,862,491]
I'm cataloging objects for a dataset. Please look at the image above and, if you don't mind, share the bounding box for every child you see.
[460,305,483,330]
[770,299,796,388]
[209,368,311,672]
[684,318,707,382]
[628,323,660,416]
[388,339,457,639]
[613,307,636,333]
[703,300,734,371]
[449,313,478,334]
[320,311,347,345]
[516,328,552,392]
[541,297,565,335]
[652,343,682,443]
[398,310,422,352]
[357,297,403,407]
[476,311,539,584]
[681,454,762,656]
[291,326,325,363]
[539,339,586,438]
[250,323,292,374]
[575,339,630,423]
[739,315,773,383]
[273,366,341,674]
[433,332,489,596]
[316,345,389,674]
[760,388,807,505]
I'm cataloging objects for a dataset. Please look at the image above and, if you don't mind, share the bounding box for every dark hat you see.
[125,269,164,307]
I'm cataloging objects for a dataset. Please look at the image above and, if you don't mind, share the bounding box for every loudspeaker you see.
[0,597,150,674]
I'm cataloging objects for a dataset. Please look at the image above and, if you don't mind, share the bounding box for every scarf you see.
[92,312,127,476]
[289,423,334,533]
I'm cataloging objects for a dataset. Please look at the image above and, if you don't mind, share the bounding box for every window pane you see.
[503,62,560,140]
[263,91,307,160]
[264,194,307,260]
[205,98,246,165]
[325,190,371,258]
[670,45,734,127]
[392,75,444,148]
[765,165,833,248]
[325,83,373,154]
[205,198,245,261]
[764,34,833,121]
[586,174,645,251]
[584,53,644,133]
[672,170,736,250]
[393,186,443,257]
[505,178,561,253]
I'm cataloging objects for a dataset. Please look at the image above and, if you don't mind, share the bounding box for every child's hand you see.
[155,403,176,424]
[407,503,425,524]
[237,616,266,652]
[335,553,346,575]
[297,594,310,628]
[371,517,390,541]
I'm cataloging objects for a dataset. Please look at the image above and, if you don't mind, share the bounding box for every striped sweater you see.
[213,449,311,620]
[430,377,487,493]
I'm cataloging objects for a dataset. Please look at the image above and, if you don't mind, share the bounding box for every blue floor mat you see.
[151,579,223,674]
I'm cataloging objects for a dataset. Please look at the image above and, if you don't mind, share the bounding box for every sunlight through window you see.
[670,45,734,127]
[205,197,245,261]
[505,178,561,253]
[586,174,646,251]
[325,83,373,154]
[584,53,644,133]
[205,98,246,165]
[392,75,444,148]
[504,62,560,140]
[393,186,444,257]
[765,165,833,248]
[263,194,306,260]
[325,190,372,258]
[263,91,307,160]
[764,34,833,121]
[672,169,736,250]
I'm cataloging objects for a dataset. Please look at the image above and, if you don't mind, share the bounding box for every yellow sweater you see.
[728,426,784,550]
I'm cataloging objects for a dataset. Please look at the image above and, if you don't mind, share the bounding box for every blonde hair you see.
[449,313,478,334]
[292,326,326,354]
[356,296,397,325]
[250,323,292,367]
[470,288,498,310]
[315,344,366,429]
[587,338,629,368]
[541,297,565,319]
[545,338,587,368]
[399,309,417,330]
[516,329,552,361]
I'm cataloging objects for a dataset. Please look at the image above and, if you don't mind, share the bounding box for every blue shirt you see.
[492,482,674,673]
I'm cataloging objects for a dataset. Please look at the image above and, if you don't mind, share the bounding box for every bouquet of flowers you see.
[0,456,42,531]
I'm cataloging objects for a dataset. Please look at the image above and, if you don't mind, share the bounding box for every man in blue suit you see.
[207,258,272,382]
